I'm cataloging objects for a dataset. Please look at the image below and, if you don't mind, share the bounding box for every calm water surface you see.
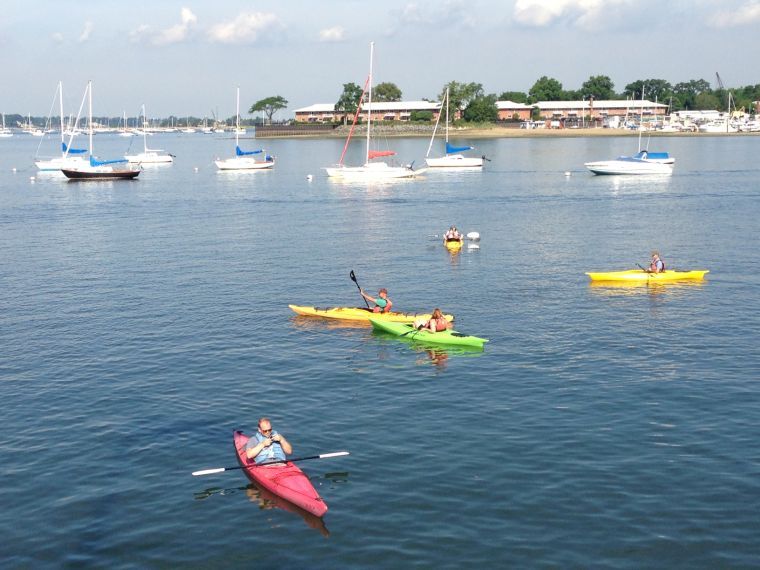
[1,132,759,568]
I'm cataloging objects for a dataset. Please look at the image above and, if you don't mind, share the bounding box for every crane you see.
[715,72,731,113]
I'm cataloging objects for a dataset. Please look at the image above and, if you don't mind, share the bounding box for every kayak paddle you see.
[350,270,371,309]
[192,451,350,477]
[636,263,653,273]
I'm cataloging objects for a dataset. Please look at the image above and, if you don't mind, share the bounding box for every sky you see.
[1,0,759,119]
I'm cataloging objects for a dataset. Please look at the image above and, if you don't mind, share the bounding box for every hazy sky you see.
[2,0,759,119]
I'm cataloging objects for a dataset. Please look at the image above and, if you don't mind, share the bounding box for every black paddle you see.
[350,270,371,309]
[192,451,350,476]
[636,263,652,273]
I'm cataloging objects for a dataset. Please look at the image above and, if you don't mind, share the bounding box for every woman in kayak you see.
[649,251,665,273]
[422,308,451,332]
[360,287,393,313]
[443,226,464,244]
[245,418,293,465]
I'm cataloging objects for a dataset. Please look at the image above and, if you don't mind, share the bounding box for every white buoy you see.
[30,176,35,182]
[467,243,480,250]
[306,174,313,181]
[466,231,480,241]
[564,171,571,176]
[194,167,199,172]
[12,167,17,172]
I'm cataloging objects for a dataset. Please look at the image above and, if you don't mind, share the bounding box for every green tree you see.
[373,82,402,102]
[248,96,288,125]
[581,75,615,100]
[694,91,721,111]
[529,76,563,102]
[623,79,672,102]
[335,82,364,125]
[498,91,529,104]
[672,79,711,110]
[463,94,497,122]
[410,110,433,122]
[440,81,484,115]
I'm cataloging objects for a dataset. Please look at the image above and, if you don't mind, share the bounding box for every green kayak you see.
[369,318,488,349]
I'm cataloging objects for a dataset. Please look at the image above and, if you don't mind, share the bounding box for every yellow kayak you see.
[288,305,454,323]
[444,240,463,251]
[586,269,709,282]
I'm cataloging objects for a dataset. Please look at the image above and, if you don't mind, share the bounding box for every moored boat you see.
[233,430,327,518]
[585,269,709,282]
[585,150,674,175]
[289,305,454,323]
[369,318,488,348]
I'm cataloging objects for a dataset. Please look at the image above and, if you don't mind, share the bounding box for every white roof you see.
[496,100,532,110]
[293,104,336,113]
[363,101,440,112]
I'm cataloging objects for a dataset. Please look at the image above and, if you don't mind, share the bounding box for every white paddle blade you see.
[466,231,480,241]
[319,451,350,459]
[192,467,226,476]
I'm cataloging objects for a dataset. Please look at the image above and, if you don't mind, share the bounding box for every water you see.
[1,132,759,568]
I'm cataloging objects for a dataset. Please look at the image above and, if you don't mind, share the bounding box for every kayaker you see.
[443,226,463,244]
[649,251,665,273]
[360,287,393,313]
[245,418,293,465]
[417,308,451,332]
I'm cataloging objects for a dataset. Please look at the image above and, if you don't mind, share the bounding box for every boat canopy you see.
[62,142,87,154]
[236,145,262,156]
[90,156,127,166]
[446,142,474,154]
[368,150,396,160]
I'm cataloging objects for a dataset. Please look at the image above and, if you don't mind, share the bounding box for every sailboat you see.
[324,42,420,180]
[214,87,274,170]
[0,113,13,137]
[584,90,675,176]
[425,87,483,168]
[35,81,89,171]
[61,81,140,180]
[125,105,174,164]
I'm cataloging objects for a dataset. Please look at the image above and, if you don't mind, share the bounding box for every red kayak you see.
[233,430,328,518]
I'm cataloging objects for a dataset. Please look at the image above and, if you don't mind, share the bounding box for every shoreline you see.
[256,125,759,139]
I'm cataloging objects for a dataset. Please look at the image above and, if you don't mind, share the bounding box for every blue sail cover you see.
[90,156,127,166]
[236,145,263,156]
[446,142,474,154]
[62,142,87,154]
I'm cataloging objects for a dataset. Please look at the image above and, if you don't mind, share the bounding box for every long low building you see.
[294,99,668,123]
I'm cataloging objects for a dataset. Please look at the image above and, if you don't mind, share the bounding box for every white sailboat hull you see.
[35,156,89,171]
[425,154,483,168]
[585,158,674,175]
[125,151,173,164]
[215,157,274,170]
[325,161,419,180]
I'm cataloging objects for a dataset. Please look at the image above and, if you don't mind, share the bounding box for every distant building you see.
[533,99,668,125]
[294,101,441,123]
[496,101,533,121]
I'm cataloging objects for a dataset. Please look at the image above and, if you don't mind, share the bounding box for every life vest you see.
[651,258,665,272]
[249,431,286,464]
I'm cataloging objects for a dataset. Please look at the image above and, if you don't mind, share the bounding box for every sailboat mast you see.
[88,81,93,160]
[142,104,148,151]
[445,87,450,145]
[366,41,374,164]
[59,81,65,150]
[236,86,240,148]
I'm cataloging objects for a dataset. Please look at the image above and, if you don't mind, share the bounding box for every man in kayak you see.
[649,251,665,273]
[360,287,393,313]
[443,225,463,244]
[245,418,293,465]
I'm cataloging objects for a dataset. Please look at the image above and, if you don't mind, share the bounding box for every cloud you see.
[207,12,281,44]
[319,26,345,42]
[396,1,476,28]
[711,0,760,27]
[78,21,94,43]
[51,32,64,43]
[154,7,197,45]
[513,0,630,28]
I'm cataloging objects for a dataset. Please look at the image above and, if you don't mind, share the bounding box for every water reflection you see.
[194,484,329,537]
[588,280,706,297]
[371,331,486,367]
[290,315,376,331]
